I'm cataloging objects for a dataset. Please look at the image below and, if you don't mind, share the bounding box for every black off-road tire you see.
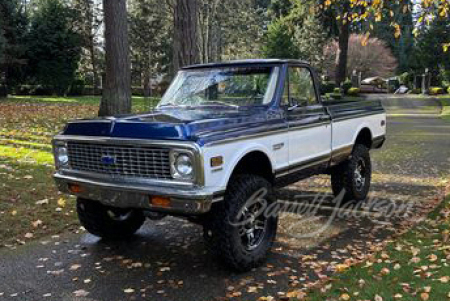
[203,174,278,272]
[77,198,145,240]
[331,144,372,203]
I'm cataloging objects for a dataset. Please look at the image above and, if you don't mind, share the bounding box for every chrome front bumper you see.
[54,172,223,215]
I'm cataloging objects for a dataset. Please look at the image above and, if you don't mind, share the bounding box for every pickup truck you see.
[53,59,386,271]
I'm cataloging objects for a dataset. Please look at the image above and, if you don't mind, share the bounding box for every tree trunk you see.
[173,0,200,72]
[99,0,131,117]
[88,41,99,95]
[335,20,349,86]
[143,68,152,98]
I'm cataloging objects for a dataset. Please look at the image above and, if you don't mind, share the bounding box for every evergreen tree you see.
[264,0,326,66]
[27,0,82,95]
[371,1,415,73]
[414,18,450,84]
[263,19,300,59]
[72,0,103,94]
[0,0,28,93]
[129,0,172,96]
[268,0,293,19]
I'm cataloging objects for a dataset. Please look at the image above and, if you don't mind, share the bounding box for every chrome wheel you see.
[354,158,367,192]
[236,188,268,251]
[107,208,133,222]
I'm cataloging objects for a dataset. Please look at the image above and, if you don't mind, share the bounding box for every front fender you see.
[203,141,276,191]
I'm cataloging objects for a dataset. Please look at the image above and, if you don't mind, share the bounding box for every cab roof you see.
[182,59,309,70]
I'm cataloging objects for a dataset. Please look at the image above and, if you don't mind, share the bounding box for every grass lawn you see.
[0,95,160,248]
[304,190,450,301]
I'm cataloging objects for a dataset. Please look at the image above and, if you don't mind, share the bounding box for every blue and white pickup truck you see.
[53,59,386,271]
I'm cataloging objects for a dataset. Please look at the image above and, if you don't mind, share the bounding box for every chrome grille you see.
[67,142,172,179]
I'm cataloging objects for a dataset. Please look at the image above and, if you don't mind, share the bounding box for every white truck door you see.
[285,66,332,171]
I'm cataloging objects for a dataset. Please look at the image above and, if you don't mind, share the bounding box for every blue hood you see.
[63,107,286,146]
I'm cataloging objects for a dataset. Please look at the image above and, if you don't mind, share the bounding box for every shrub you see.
[330,92,342,99]
[438,68,450,88]
[399,72,413,87]
[320,82,336,94]
[333,87,341,94]
[132,87,144,96]
[411,88,421,94]
[429,87,444,95]
[0,85,7,98]
[68,79,85,96]
[33,86,54,96]
[15,85,32,95]
[14,85,53,95]
[347,87,360,96]
[448,87,450,94]
[342,80,352,93]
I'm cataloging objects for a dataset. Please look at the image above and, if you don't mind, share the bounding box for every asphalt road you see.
[1,96,449,301]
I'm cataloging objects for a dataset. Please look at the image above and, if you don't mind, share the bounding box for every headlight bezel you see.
[170,150,196,181]
[53,141,69,169]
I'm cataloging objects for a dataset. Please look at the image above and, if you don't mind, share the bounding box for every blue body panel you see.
[62,107,287,146]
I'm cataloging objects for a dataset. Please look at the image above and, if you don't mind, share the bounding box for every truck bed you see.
[323,99,385,121]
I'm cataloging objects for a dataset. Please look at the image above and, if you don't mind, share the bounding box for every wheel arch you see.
[226,149,275,187]
[353,127,373,149]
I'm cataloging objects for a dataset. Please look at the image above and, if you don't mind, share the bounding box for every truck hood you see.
[62,107,285,146]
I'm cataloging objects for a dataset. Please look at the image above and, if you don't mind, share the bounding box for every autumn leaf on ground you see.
[35,199,49,205]
[73,289,89,297]
[69,264,81,271]
[57,198,66,208]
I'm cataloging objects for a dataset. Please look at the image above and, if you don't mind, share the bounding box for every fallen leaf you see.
[36,199,49,205]
[335,264,349,272]
[123,288,135,294]
[73,289,89,297]
[32,220,43,228]
[57,198,66,208]
[69,264,81,271]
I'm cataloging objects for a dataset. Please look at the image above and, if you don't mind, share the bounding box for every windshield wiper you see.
[158,103,177,107]
[198,101,239,108]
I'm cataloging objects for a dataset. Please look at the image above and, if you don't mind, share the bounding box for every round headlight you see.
[57,146,69,165]
[175,154,193,177]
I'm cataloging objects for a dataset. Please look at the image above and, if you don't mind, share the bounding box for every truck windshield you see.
[158,66,280,109]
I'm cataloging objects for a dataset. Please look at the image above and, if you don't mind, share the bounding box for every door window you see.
[285,67,318,107]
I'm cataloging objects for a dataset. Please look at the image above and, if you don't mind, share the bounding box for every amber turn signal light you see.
[210,156,223,167]
[68,183,84,194]
[150,196,171,208]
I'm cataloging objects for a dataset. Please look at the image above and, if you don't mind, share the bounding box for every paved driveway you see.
[1,96,449,301]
